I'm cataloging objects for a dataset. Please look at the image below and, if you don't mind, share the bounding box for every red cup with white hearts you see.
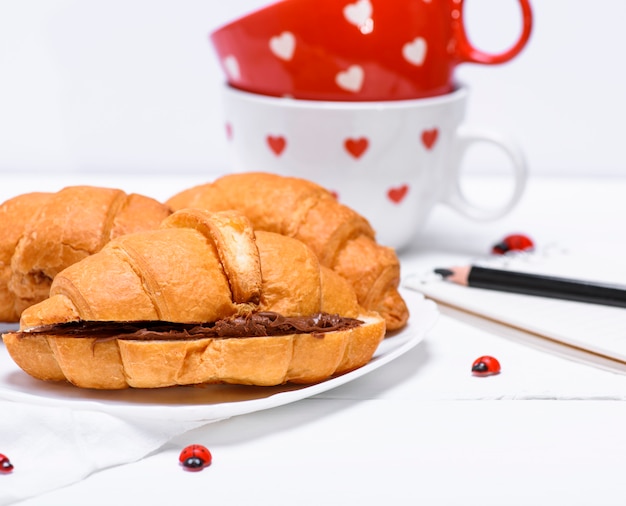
[210,0,532,101]
[222,82,528,249]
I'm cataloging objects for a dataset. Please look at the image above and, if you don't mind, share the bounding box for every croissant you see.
[0,186,172,322]
[166,172,409,331]
[2,209,386,389]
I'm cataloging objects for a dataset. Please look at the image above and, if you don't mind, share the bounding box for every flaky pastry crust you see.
[166,172,409,330]
[0,186,172,322]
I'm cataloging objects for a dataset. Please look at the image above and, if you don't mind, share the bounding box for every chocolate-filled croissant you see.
[3,209,385,389]
[166,172,409,331]
[0,186,172,322]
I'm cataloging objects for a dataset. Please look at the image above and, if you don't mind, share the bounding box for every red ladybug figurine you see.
[179,444,212,471]
[471,356,501,377]
[492,234,534,255]
[0,454,13,473]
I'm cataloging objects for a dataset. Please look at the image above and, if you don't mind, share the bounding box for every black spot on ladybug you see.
[183,457,205,469]
[472,362,488,373]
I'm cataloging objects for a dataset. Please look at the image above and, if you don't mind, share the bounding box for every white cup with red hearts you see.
[221,82,528,250]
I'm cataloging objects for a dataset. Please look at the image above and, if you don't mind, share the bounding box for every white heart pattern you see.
[269,31,296,61]
[223,55,241,80]
[335,65,364,93]
[402,37,428,66]
[343,0,373,28]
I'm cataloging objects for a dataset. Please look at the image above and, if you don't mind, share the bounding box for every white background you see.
[0,0,624,177]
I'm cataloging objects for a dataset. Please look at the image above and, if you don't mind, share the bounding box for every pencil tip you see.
[434,268,454,279]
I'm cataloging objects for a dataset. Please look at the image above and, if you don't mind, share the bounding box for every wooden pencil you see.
[434,265,626,308]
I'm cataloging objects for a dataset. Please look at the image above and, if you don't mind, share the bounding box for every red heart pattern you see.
[225,122,233,140]
[267,135,287,156]
[344,137,369,159]
[387,184,409,204]
[421,128,438,150]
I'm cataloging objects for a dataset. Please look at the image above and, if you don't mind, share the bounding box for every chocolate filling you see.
[16,312,363,341]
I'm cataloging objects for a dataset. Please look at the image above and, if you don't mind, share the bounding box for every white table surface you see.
[3,173,626,505]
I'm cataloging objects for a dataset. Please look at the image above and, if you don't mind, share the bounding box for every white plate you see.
[0,289,438,422]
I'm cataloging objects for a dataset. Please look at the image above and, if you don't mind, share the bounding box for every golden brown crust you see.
[165,172,409,330]
[2,331,66,382]
[162,209,262,305]
[2,314,385,388]
[0,186,172,322]
[0,192,52,321]
[3,209,386,389]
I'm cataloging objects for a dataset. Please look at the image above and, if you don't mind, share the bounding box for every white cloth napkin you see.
[0,400,207,505]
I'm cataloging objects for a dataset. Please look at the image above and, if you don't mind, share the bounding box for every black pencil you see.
[434,265,626,308]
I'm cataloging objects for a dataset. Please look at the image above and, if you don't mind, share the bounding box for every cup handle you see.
[442,125,528,221]
[454,0,533,65]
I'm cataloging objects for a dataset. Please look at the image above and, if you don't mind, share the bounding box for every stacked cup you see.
[210,0,533,249]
